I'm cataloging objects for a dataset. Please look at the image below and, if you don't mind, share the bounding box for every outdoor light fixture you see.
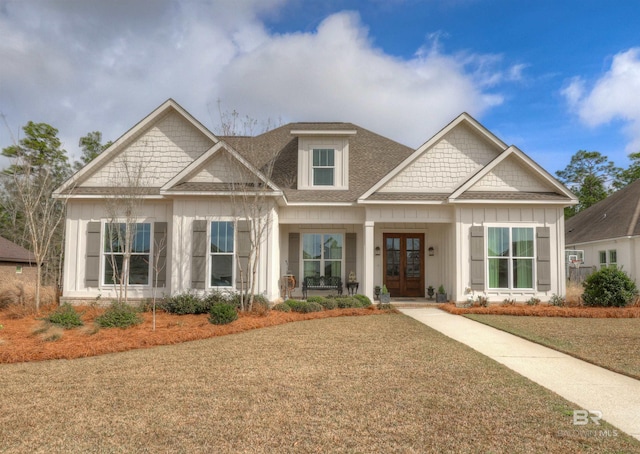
[375,246,381,256]
[428,246,435,256]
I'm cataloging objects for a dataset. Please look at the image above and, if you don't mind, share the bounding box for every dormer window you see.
[292,129,356,191]
[313,149,335,186]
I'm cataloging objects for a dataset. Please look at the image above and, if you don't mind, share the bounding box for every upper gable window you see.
[313,149,335,186]
[292,130,356,191]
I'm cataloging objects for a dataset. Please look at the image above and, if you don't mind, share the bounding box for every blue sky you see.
[1,0,640,176]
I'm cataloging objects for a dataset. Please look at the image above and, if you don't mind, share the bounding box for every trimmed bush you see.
[353,294,372,307]
[96,302,143,328]
[306,296,325,304]
[208,303,238,325]
[286,300,323,313]
[336,296,363,308]
[582,267,638,307]
[317,298,337,310]
[46,303,83,329]
[549,294,565,307]
[272,302,291,312]
[163,291,205,314]
[306,301,324,313]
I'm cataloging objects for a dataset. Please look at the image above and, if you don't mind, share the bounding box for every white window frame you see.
[599,249,617,269]
[101,221,153,287]
[209,220,235,288]
[312,148,335,186]
[296,136,350,190]
[486,225,536,290]
[301,231,345,281]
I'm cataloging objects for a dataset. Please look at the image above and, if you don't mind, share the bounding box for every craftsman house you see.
[55,99,576,304]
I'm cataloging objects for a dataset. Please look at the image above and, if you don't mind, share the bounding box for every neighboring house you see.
[565,179,640,281]
[54,99,577,304]
[0,235,37,283]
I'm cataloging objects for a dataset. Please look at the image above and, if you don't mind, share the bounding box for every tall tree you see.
[75,131,112,171]
[613,151,640,190]
[556,150,620,218]
[1,121,72,312]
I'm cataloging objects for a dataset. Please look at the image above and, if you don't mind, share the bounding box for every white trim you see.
[100,220,154,289]
[55,99,219,196]
[291,130,357,136]
[208,219,236,289]
[485,224,537,291]
[359,113,507,202]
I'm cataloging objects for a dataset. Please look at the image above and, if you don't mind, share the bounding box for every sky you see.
[1,0,640,176]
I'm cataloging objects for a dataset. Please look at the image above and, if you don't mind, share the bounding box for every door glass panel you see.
[385,237,400,277]
[406,237,421,278]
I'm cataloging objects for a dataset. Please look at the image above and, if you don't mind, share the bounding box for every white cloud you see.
[563,48,640,152]
[0,0,510,164]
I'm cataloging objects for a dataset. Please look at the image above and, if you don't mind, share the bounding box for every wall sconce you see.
[375,246,381,256]
[428,246,435,256]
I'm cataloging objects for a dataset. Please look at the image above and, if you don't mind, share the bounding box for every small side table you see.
[346,282,359,295]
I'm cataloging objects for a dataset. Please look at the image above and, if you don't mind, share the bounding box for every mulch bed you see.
[439,302,640,318]
[0,305,381,364]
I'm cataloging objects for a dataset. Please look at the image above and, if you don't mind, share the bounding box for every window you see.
[599,249,617,269]
[312,149,335,186]
[487,227,534,289]
[599,251,607,268]
[211,221,234,286]
[15,265,22,274]
[104,223,151,285]
[302,233,343,279]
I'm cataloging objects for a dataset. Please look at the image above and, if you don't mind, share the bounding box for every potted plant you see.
[435,285,447,302]
[374,285,381,300]
[379,285,391,303]
[427,285,435,300]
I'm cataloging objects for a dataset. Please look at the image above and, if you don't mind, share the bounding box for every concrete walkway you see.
[400,307,640,441]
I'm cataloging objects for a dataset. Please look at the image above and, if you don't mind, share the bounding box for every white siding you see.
[379,124,499,193]
[469,155,552,192]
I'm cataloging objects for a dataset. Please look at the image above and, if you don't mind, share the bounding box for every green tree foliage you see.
[582,266,638,307]
[0,121,72,311]
[613,151,640,190]
[556,150,620,218]
[74,131,112,171]
[2,121,70,180]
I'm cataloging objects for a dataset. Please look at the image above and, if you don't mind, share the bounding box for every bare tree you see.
[151,231,167,331]
[216,105,281,311]
[103,156,148,304]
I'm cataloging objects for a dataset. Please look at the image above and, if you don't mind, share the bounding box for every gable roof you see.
[54,98,219,196]
[566,179,640,245]
[0,236,35,263]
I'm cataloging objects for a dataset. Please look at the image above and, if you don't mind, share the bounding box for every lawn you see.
[465,314,640,380]
[1,314,638,453]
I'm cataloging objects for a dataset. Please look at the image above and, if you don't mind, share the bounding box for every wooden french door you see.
[383,233,424,297]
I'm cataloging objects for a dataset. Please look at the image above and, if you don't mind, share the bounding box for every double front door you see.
[383,233,425,297]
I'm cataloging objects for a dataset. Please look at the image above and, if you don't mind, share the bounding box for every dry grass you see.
[0,305,381,363]
[440,302,640,318]
[0,279,57,317]
[1,314,638,453]
[465,314,640,380]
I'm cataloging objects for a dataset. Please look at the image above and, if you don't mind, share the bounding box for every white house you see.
[565,179,640,281]
[54,99,577,304]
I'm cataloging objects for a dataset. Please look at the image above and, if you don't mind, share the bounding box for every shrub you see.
[526,297,541,306]
[95,302,143,328]
[208,303,238,325]
[549,294,565,307]
[317,297,337,310]
[286,300,323,313]
[306,296,325,304]
[163,291,205,314]
[353,294,372,307]
[582,267,638,307]
[45,303,83,329]
[272,302,291,312]
[336,296,362,308]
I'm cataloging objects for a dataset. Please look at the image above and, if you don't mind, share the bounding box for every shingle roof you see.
[565,179,640,244]
[456,192,570,201]
[0,236,35,263]
[223,122,415,203]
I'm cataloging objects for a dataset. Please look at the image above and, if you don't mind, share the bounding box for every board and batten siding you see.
[456,205,565,302]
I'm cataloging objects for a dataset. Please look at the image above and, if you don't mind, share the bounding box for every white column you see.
[364,220,375,300]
